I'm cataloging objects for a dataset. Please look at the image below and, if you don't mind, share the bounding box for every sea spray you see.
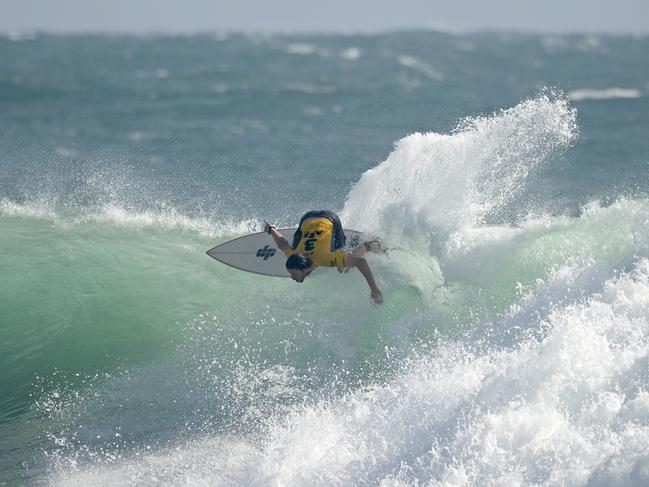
[341,94,578,248]
[47,258,649,486]
[14,161,647,487]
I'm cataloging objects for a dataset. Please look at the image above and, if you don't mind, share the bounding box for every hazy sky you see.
[2,0,649,34]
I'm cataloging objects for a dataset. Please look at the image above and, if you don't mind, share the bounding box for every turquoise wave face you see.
[1,212,211,413]
[3,196,649,483]
[2,31,649,485]
[4,198,647,486]
[5,196,646,392]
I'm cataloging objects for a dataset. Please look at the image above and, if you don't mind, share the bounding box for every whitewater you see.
[1,31,649,486]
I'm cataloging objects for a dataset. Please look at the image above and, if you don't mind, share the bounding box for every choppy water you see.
[1,30,649,486]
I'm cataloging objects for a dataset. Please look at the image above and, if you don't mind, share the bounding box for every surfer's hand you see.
[371,289,383,305]
[263,221,275,234]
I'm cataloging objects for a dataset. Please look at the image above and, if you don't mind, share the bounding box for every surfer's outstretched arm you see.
[265,224,292,253]
[347,255,383,304]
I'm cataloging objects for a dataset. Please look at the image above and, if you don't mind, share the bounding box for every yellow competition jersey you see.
[284,218,348,268]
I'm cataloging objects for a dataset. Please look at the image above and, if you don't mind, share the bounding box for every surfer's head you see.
[286,253,313,282]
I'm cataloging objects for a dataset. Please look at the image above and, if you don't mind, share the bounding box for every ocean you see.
[1,30,649,486]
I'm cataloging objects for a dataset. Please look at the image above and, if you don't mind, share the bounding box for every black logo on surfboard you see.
[256,245,276,260]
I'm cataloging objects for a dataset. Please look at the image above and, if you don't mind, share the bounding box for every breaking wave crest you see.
[342,94,577,248]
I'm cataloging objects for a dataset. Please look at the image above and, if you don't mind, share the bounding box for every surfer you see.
[264,210,383,304]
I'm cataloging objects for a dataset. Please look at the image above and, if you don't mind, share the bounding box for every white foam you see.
[0,199,256,238]
[341,94,577,247]
[282,83,337,95]
[135,68,171,80]
[303,106,323,116]
[339,47,362,60]
[1,30,37,42]
[445,198,649,259]
[49,258,649,485]
[396,55,444,81]
[89,204,257,237]
[577,35,603,52]
[54,147,80,157]
[541,35,568,52]
[126,131,159,141]
[568,88,642,101]
[285,43,323,56]
[0,198,58,220]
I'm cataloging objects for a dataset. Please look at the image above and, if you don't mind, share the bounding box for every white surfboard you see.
[206,228,380,277]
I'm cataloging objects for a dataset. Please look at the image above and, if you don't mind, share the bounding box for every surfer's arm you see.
[346,255,383,304]
[268,226,292,253]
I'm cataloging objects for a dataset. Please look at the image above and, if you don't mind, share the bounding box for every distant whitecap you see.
[568,88,642,101]
[396,55,444,81]
[340,47,362,60]
[283,83,337,95]
[286,43,319,55]
[303,106,323,116]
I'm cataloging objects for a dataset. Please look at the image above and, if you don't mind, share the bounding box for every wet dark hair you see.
[286,253,312,270]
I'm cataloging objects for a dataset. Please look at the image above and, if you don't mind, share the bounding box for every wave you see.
[13,193,648,487]
[396,55,444,81]
[281,83,337,95]
[46,255,649,486]
[15,94,649,486]
[568,87,643,101]
[0,198,257,237]
[0,197,59,219]
[0,201,260,416]
[285,43,326,56]
[341,94,577,248]
[339,47,362,60]
[0,30,38,42]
